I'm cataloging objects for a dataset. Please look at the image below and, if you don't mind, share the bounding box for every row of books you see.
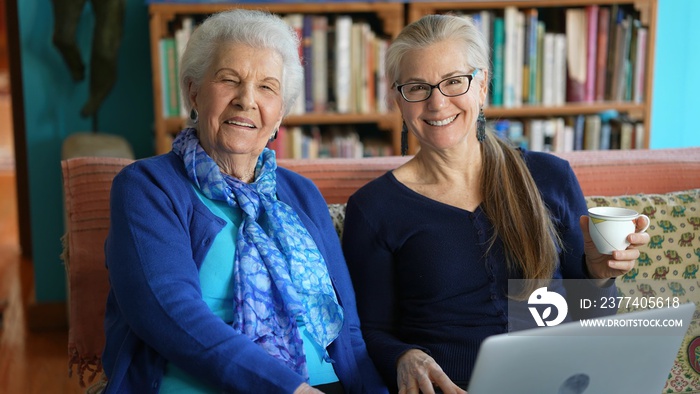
[158,17,194,118]
[470,4,647,108]
[285,14,390,116]
[157,14,390,118]
[492,111,645,153]
[267,125,393,159]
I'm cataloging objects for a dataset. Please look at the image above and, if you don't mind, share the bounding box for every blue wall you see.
[18,0,700,303]
[650,0,700,148]
[19,0,153,302]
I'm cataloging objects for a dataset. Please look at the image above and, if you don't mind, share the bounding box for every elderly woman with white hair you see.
[101,9,387,394]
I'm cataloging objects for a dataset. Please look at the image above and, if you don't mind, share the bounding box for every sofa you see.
[61,147,700,392]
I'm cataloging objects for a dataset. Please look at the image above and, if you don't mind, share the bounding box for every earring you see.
[401,122,408,156]
[269,128,278,142]
[477,107,486,142]
[189,108,198,124]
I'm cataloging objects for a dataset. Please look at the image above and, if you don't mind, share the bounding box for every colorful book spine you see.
[585,5,599,102]
[595,7,610,101]
[302,15,314,113]
[633,27,647,103]
[312,15,328,113]
[526,9,539,105]
[334,16,352,114]
[491,17,505,106]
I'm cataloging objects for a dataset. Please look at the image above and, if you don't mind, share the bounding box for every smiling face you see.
[190,42,285,164]
[395,39,488,153]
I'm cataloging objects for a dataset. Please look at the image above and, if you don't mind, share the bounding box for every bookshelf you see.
[148,0,657,156]
[148,2,403,156]
[408,0,657,151]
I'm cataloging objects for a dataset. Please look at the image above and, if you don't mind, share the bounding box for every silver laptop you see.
[467,303,696,394]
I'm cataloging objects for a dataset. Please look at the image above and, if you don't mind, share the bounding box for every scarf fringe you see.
[68,346,103,388]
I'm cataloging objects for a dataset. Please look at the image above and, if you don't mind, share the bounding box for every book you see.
[542,33,555,106]
[363,26,376,114]
[334,16,352,114]
[491,17,505,106]
[503,7,518,108]
[599,120,611,150]
[542,119,556,152]
[553,34,567,105]
[634,122,645,149]
[619,120,634,150]
[302,15,314,113]
[611,15,632,101]
[159,37,179,118]
[605,6,621,100]
[562,120,575,152]
[535,21,545,104]
[594,7,610,101]
[326,17,337,112]
[529,119,544,152]
[584,5,599,102]
[375,38,388,113]
[525,8,539,105]
[572,114,585,151]
[565,8,587,103]
[284,14,305,115]
[632,26,647,103]
[584,114,601,150]
[312,15,328,113]
[174,17,194,117]
[351,22,365,113]
[513,10,525,107]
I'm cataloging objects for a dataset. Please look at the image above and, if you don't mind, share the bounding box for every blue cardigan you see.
[102,152,387,393]
[342,150,616,391]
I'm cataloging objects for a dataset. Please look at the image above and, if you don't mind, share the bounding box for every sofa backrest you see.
[61,147,700,388]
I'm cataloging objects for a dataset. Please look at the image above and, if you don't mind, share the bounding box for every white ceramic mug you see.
[588,207,650,254]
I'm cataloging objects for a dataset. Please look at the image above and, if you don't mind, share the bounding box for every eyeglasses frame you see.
[396,69,480,103]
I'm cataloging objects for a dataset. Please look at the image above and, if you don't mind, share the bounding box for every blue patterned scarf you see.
[173,128,343,379]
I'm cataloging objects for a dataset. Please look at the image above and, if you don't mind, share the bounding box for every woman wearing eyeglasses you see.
[341,14,649,394]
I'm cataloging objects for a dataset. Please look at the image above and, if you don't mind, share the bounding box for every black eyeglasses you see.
[396,69,479,103]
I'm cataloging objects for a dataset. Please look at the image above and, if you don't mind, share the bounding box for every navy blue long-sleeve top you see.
[342,150,616,391]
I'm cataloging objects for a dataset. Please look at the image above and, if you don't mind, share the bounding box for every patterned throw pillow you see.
[586,189,700,393]
[328,203,347,240]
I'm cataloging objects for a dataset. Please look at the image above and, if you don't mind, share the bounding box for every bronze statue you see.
[52,0,125,118]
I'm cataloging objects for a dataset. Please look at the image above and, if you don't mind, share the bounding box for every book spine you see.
[542,33,555,106]
[312,16,328,113]
[162,38,179,118]
[585,5,599,102]
[503,7,517,108]
[302,15,314,113]
[491,17,505,106]
[553,34,567,106]
[605,5,620,100]
[158,39,170,118]
[284,14,305,115]
[565,8,586,103]
[594,7,610,101]
[334,16,352,114]
[584,114,601,150]
[526,8,539,105]
[513,10,525,107]
[633,27,647,103]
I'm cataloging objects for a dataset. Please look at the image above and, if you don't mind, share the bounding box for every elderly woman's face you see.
[193,42,285,159]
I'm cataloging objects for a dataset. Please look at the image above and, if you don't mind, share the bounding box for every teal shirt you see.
[160,189,339,393]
